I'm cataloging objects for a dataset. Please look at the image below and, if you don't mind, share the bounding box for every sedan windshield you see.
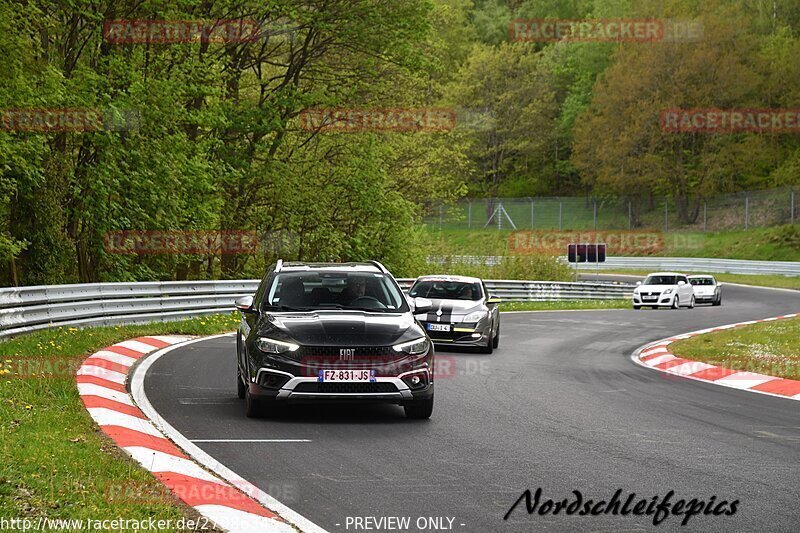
[643,275,678,285]
[265,272,407,312]
[409,280,482,301]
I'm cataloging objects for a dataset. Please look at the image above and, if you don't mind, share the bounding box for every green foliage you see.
[406,253,574,281]
[2,0,800,287]
[0,0,469,285]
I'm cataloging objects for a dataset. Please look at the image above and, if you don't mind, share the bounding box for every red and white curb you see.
[632,313,800,401]
[76,335,301,532]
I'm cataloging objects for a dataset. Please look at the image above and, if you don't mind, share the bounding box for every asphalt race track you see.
[143,281,800,532]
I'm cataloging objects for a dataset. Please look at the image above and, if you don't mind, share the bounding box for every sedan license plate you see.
[318,369,375,382]
[427,323,451,332]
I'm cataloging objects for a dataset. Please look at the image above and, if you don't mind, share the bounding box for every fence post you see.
[439,205,443,231]
[791,190,795,224]
[530,198,534,229]
[664,196,668,232]
[559,201,563,230]
[745,193,749,230]
[593,199,597,230]
[703,201,707,232]
[467,200,472,229]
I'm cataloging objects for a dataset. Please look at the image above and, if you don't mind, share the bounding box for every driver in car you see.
[341,275,367,305]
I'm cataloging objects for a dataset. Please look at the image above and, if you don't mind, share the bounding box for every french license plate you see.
[318,369,375,382]
[427,323,451,332]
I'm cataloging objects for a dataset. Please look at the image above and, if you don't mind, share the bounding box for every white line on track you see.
[130,334,328,533]
[191,439,312,443]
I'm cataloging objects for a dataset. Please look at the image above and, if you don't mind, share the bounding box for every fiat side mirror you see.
[234,295,256,313]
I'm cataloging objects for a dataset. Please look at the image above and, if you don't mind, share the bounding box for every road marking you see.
[178,398,240,405]
[754,430,800,442]
[131,335,328,533]
[192,439,312,443]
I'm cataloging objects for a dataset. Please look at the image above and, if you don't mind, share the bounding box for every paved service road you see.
[143,282,800,532]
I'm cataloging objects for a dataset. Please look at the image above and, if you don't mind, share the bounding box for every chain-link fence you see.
[426,187,798,232]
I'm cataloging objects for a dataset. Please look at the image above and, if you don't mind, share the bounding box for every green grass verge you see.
[424,224,800,262]
[670,316,800,380]
[0,314,239,529]
[499,300,629,312]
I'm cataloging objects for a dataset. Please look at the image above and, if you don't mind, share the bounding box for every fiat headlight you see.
[392,337,430,355]
[256,337,299,354]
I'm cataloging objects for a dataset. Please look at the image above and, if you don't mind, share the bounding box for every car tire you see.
[492,325,500,349]
[688,296,695,309]
[713,294,722,306]
[633,305,641,310]
[245,388,263,418]
[237,366,246,399]
[404,396,434,419]
[671,297,679,309]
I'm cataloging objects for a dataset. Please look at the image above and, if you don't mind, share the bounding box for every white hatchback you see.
[688,275,722,306]
[632,272,696,309]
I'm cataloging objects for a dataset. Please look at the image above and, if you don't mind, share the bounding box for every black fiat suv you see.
[234,260,435,419]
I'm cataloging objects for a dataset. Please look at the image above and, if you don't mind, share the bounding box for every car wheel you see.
[237,366,246,399]
[688,296,695,309]
[492,325,500,349]
[713,294,722,306]
[245,388,263,418]
[404,396,434,419]
[633,305,641,310]
[671,297,679,309]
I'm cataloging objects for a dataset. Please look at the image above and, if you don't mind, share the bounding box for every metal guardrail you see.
[571,257,800,276]
[0,278,635,339]
[427,255,800,276]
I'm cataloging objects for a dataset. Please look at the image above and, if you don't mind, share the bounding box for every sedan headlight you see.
[663,288,674,295]
[392,337,430,355]
[463,310,488,323]
[256,337,299,354]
